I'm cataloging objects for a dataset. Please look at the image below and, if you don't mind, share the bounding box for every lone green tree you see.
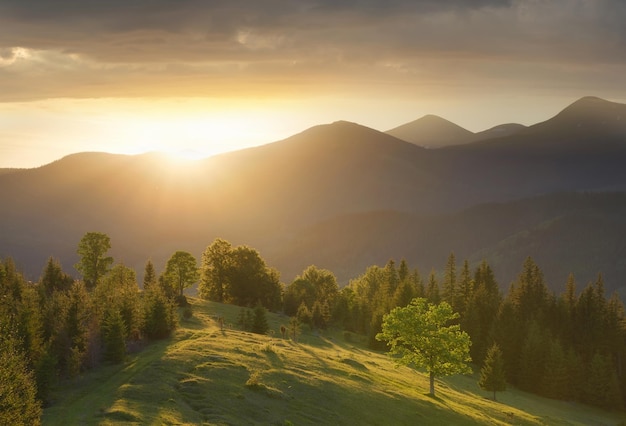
[163,251,199,302]
[75,232,113,289]
[376,298,472,396]
[479,343,506,400]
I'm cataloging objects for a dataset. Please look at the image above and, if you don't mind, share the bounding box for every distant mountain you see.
[474,123,526,140]
[268,192,626,294]
[386,115,526,148]
[385,115,475,148]
[1,97,626,294]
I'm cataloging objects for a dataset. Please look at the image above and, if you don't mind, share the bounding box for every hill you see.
[474,123,526,140]
[42,298,626,425]
[385,114,475,148]
[2,97,626,293]
[386,115,526,148]
[269,192,626,294]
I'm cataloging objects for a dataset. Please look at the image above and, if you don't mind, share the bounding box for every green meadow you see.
[43,298,626,425]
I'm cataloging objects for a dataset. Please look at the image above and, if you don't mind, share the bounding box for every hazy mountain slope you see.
[268,192,626,293]
[385,114,475,148]
[2,97,626,289]
[474,123,526,140]
[0,122,446,278]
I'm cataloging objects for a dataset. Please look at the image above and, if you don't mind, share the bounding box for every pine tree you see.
[442,252,457,309]
[426,270,440,304]
[251,304,269,335]
[541,340,569,399]
[479,343,506,401]
[584,352,623,409]
[0,330,42,425]
[143,260,157,291]
[102,308,127,364]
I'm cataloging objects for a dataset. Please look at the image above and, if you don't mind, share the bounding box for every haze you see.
[1,0,626,168]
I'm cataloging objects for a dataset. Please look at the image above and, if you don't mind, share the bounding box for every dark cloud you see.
[0,0,626,101]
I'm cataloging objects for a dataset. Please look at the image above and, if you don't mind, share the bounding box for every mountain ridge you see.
[2,96,626,294]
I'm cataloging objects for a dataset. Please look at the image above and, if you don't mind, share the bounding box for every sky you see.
[1,0,626,168]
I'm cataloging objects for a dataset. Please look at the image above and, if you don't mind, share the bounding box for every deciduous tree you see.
[163,251,199,302]
[376,298,472,396]
[74,232,113,289]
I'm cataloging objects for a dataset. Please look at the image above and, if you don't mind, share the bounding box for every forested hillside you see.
[2,232,626,423]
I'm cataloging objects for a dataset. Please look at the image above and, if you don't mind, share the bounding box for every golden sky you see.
[1,0,626,167]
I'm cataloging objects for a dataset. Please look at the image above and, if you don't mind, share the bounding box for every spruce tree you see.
[251,304,269,335]
[143,260,157,291]
[479,343,506,401]
[102,308,126,364]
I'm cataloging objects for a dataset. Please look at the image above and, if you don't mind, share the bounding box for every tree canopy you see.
[376,298,472,396]
[74,232,113,289]
[163,251,199,299]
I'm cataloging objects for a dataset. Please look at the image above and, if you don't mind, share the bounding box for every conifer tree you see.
[0,327,42,425]
[442,252,457,309]
[102,308,127,364]
[585,352,623,409]
[479,343,506,401]
[426,270,440,304]
[143,260,157,291]
[398,259,410,283]
[251,304,269,335]
[541,340,569,399]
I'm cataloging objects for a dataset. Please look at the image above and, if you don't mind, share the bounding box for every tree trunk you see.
[493,389,497,401]
[429,372,435,396]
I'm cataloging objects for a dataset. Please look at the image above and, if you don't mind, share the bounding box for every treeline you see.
[288,254,626,410]
[0,232,180,424]
[2,233,626,423]
[201,239,626,409]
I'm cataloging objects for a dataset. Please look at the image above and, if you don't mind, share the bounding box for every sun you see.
[114,104,281,161]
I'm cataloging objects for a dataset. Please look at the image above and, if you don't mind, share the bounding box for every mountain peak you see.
[385,115,474,148]
[532,96,626,135]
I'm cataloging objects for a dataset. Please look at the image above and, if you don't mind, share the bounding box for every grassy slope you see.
[43,299,626,425]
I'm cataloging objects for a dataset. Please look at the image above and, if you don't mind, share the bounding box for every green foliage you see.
[251,304,269,335]
[200,239,282,311]
[102,308,127,364]
[162,251,199,300]
[0,329,42,426]
[479,343,506,400]
[284,265,339,320]
[199,238,233,302]
[296,302,312,328]
[39,257,74,297]
[141,287,177,339]
[584,352,623,409]
[96,264,141,339]
[377,298,472,396]
[143,260,157,291]
[288,316,300,342]
[74,232,113,289]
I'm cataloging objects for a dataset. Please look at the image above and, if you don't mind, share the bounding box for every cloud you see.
[0,0,625,102]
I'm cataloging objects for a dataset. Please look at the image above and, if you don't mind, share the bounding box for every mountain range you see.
[2,96,626,295]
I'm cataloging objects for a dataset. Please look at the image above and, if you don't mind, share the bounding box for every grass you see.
[43,298,626,425]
